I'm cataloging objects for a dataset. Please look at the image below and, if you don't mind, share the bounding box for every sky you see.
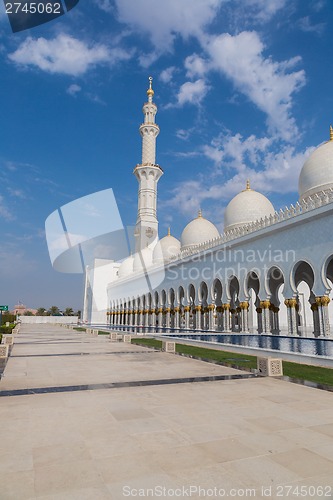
[0,0,332,311]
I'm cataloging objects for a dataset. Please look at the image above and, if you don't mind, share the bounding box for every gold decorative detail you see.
[330,125,333,141]
[224,303,231,310]
[194,305,202,311]
[289,298,297,308]
[147,76,154,98]
[242,179,251,192]
[184,306,191,312]
[164,308,171,313]
[321,296,331,306]
[167,227,171,236]
[197,208,202,218]
[174,307,180,312]
[207,304,215,310]
[260,300,271,309]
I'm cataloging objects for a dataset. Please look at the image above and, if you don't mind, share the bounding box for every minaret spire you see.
[133,77,163,251]
[330,125,333,141]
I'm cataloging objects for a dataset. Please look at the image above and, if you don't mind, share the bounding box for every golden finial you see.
[147,76,154,98]
[330,125,333,141]
[167,227,171,236]
[246,179,251,190]
[198,208,202,218]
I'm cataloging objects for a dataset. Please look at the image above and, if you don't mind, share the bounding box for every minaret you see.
[134,77,163,251]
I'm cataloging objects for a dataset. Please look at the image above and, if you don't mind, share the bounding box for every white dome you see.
[181,211,220,249]
[153,230,181,263]
[299,138,333,200]
[133,246,153,272]
[224,182,275,232]
[118,255,134,278]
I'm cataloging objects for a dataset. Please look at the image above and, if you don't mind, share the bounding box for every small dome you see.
[153,229,181,263]
[181,210,220,249]
[224,181,275,232]
[299,131,333,200]
[133,246,153,272]
[118,255,134,278]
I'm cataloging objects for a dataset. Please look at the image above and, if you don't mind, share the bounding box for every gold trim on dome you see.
[330,125,333,141]
[167,227,171,236]
[197,208,202,218]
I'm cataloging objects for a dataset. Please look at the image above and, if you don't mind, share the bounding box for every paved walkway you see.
[0,325,333,499]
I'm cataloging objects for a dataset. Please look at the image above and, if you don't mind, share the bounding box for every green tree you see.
[24,311,34,316]
[48,306,60,316]
[64,307,74,316]
[36,308,46,316]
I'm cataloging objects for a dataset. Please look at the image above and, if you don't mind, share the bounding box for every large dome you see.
[224,181,275,232]
[153,229,181,263]
[133,246,153,272]
[118,255,134,278]
[181,211,220,249]
[299,133,333,200]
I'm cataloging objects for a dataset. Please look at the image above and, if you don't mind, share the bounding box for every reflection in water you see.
[90,324,333,358]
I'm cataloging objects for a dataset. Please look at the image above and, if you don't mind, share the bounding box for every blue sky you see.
[0,0,332,310]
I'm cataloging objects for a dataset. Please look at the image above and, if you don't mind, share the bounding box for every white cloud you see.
[174,79,209,107]
[203,133,272,171]
[94,0,113,13]
[204,31,306,141]
[298,16,325,35]
[159,66,176,84]
[185,54,208,78]
[114,0,223,52]
[164,133,314,219]
[0,195,14,221]
[8,34,115,76]
[176,129,193,141]
[7,188,27,199]
[241,0,287,23]
[67,84,81,96]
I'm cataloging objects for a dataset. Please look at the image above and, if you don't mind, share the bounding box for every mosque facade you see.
[83,79,333,338]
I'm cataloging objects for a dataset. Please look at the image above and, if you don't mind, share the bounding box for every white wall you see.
[20,316,79,324]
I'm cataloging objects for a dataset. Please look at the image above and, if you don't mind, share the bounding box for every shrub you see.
[0,326,13,334]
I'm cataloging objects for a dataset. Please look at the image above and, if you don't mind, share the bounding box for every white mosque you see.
[83,78,333,338]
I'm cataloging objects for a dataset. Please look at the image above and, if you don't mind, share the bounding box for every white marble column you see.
[240,302,249,333]
[208,304,215,331]
[260,301,271,334]
[184,306,190,330]
[223,304,231,332]
[158,308,163,329]
[174,306,180,329]
[195,306,202,331]
[165,308,171,330]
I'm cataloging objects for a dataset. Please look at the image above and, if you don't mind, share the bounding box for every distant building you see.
[12,303,37,316]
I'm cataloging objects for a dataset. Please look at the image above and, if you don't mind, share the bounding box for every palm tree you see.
[48,306,60,316]
[64,307,74,316]
[36,308,46,316]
